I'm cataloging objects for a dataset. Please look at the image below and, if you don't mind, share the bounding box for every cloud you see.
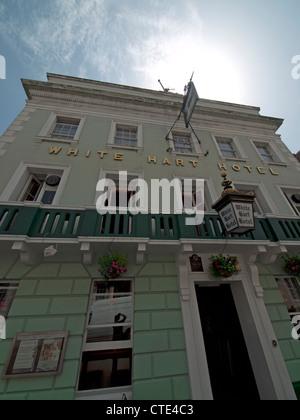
[0,0,121,78]
[0,0,245,102]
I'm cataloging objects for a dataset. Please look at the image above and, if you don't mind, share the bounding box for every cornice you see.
[22,78,283,133]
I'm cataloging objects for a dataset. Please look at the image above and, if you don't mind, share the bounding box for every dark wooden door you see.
[196,284,260,400]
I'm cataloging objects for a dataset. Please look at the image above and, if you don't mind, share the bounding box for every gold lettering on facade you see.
[269,168,279,176]
[176,159,184,167]
[49,146,62,155]
[148,156,157,164]
[98,151,108,159]
[232,165,241,172]
[189,160,198,168]
[114,153,123,161]
[47,150,281,178]
[257,167,266,174]
[162,158,171,165]
[67,148,79,156]
[218,163,227,170]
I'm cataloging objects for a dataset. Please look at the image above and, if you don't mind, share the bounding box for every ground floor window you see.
[77,279,133,396]
[0,282,19,319]
[78,349,132,391]
[275,277,300,315]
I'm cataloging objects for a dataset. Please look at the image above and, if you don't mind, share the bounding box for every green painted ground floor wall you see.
[258,261,300,398]
[0,252,299,400]
[0,252,190,400]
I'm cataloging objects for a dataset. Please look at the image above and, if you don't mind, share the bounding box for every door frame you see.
[177,249,296,400]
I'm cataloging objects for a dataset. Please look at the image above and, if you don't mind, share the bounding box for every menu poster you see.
[2,331,68,379]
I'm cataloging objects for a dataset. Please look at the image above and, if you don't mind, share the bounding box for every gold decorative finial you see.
[220,171,238,196]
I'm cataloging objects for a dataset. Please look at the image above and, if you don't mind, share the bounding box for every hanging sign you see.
[182,82,199,128]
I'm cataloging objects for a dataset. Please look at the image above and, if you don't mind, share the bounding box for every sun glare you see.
[136,33,245,105]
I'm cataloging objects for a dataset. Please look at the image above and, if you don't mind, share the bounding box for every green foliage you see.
[283,255,300,277]
[209,254,240,278]
[98,253,128,280]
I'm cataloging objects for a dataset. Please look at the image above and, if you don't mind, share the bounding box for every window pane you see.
[115,126,137,147]
[87,280,133,343]
[41,191,56,205]
[88,295,133,326]
[216,138,237,158]
[23,178,42,201]
[51,123,79,139]
[221,149,236,158]
[256,144,274,162]
[173,135,193,153]
[86,326,131,343]
[276,277,300,313]
[78,349,132,391]
[0,283,18,318]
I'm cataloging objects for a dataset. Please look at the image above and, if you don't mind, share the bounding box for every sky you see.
[0,0,299,153]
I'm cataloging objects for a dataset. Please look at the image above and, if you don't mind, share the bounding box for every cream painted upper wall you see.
[0,74,299,216]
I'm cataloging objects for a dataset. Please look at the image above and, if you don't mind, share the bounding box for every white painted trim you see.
[37,112,86,143]
[211,133,248,161]
[0,161,71,205]
[178,252,297,400]
[107,120,143,151]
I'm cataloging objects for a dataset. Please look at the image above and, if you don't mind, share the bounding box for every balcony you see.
[0,203,299,243]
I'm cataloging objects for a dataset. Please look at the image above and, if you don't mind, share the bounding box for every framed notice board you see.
[2,331,68,379]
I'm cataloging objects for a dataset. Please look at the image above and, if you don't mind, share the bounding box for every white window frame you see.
[107,120,143,153]
[0,161,71,206]
[0,281,19,319]
[36,112,86,144]
[76,278,134,400]
[250,138,287,166]
[232,181,278,216]
[174,176,217,214]
[276,185,300,216]
[95,169,144,213]
[168,130,202,157]
[212,134,247,161]
[275,276,300,315]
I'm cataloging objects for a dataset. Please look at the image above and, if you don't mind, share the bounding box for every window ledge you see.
[170,151,203,159]
[107,144,143,153]
[219,156,248,162]
[261,160,289,167]
[36,136,78,146]
[75,386,133,401]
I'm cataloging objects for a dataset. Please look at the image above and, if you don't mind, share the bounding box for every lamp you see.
[212,172,256,235]
[44,245,58,257]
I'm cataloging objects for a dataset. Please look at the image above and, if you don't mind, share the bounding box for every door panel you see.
[196,284,260,400]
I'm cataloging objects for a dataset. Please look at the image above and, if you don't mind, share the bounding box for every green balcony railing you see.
[0,204,300,243]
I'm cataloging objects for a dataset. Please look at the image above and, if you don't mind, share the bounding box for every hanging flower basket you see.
[282,255,300,277]
[98,253,128,280]
[209,254,240,278]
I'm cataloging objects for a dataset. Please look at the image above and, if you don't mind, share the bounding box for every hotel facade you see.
[0,73,300,400]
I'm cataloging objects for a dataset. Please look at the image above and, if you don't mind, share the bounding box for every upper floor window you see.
[20,173,62,205]
[0,162,70,206]
[36,113,86,144]
[173,134,193,154]
[216,137,238,158]
[107,121,143,152]
[167,131,202,156]
[284,191,300,216]
[115,126,138,148]
[50,117,80,140]
[255,143,275,162]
